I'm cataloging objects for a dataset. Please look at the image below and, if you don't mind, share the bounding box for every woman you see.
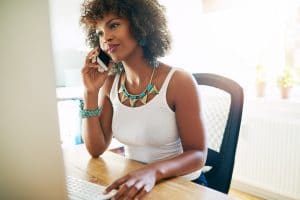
[80,0,207,199]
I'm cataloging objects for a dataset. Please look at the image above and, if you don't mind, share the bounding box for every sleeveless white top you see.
[110,68,201,180]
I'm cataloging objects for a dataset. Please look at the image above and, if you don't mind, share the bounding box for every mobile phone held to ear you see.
[97,50,111,72]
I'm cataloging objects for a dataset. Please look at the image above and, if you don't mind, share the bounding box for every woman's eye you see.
[110,23,119,29]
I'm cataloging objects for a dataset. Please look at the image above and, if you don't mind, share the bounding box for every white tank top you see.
[110,68,201,180]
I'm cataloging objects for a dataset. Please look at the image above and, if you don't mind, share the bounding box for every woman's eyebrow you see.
[97,17,121,30]
[105,17,121,26]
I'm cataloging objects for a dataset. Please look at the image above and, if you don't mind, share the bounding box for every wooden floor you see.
[229,188,265,200]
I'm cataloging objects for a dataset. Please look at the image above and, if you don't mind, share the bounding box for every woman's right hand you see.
[81,47,112,93]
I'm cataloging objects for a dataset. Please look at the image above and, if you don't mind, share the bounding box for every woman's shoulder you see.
[160,64,198,105]
[160,65,195,87]
[156,64,196,91]
[157,64,191,80]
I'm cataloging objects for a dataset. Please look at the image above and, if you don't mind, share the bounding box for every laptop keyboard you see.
[66,176,117,200]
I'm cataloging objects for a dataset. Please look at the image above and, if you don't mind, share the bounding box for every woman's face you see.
[96,13,140,62]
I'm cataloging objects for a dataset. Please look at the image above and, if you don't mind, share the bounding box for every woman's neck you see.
[122,58,153,87]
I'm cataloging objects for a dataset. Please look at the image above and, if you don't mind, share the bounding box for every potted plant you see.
[255,64,267,97]
[277,68,294,99]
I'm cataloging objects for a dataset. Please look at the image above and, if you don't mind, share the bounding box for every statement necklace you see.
[118,68,159,107]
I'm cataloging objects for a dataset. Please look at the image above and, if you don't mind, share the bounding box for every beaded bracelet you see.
[79,100,102,118]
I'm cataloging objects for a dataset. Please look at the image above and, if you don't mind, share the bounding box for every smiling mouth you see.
[107,44,119,53]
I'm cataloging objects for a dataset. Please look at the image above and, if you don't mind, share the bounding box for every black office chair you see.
[193,73,244,194]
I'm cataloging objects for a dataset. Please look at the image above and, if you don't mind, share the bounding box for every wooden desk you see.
[63,145,235,200]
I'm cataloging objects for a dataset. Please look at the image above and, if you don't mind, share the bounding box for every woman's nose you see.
[102,30,113,43]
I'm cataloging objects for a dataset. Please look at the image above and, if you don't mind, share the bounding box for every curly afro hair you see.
[80,0,171,66]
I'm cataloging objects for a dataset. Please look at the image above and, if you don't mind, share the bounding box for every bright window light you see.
[50,0,300,96]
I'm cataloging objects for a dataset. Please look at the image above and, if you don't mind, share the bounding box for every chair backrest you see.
[193,73,244,194]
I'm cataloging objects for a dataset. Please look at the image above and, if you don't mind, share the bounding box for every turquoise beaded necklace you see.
[118,68,159,107]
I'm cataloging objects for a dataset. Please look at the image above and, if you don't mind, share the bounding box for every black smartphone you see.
[97,50,111,71]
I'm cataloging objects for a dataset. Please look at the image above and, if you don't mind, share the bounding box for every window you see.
[160,0,300,97]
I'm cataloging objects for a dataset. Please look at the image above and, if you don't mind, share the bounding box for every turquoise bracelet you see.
[79,100,102,118]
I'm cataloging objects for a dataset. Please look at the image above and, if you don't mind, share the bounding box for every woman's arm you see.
[81,48,114,158]
[82,78,114,158]
[156,69,207,177]
[105,69,207,200]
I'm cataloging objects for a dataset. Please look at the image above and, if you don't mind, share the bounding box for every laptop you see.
[0,1,115,199]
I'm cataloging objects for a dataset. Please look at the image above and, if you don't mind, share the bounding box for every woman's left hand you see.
[105,166,157,200]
